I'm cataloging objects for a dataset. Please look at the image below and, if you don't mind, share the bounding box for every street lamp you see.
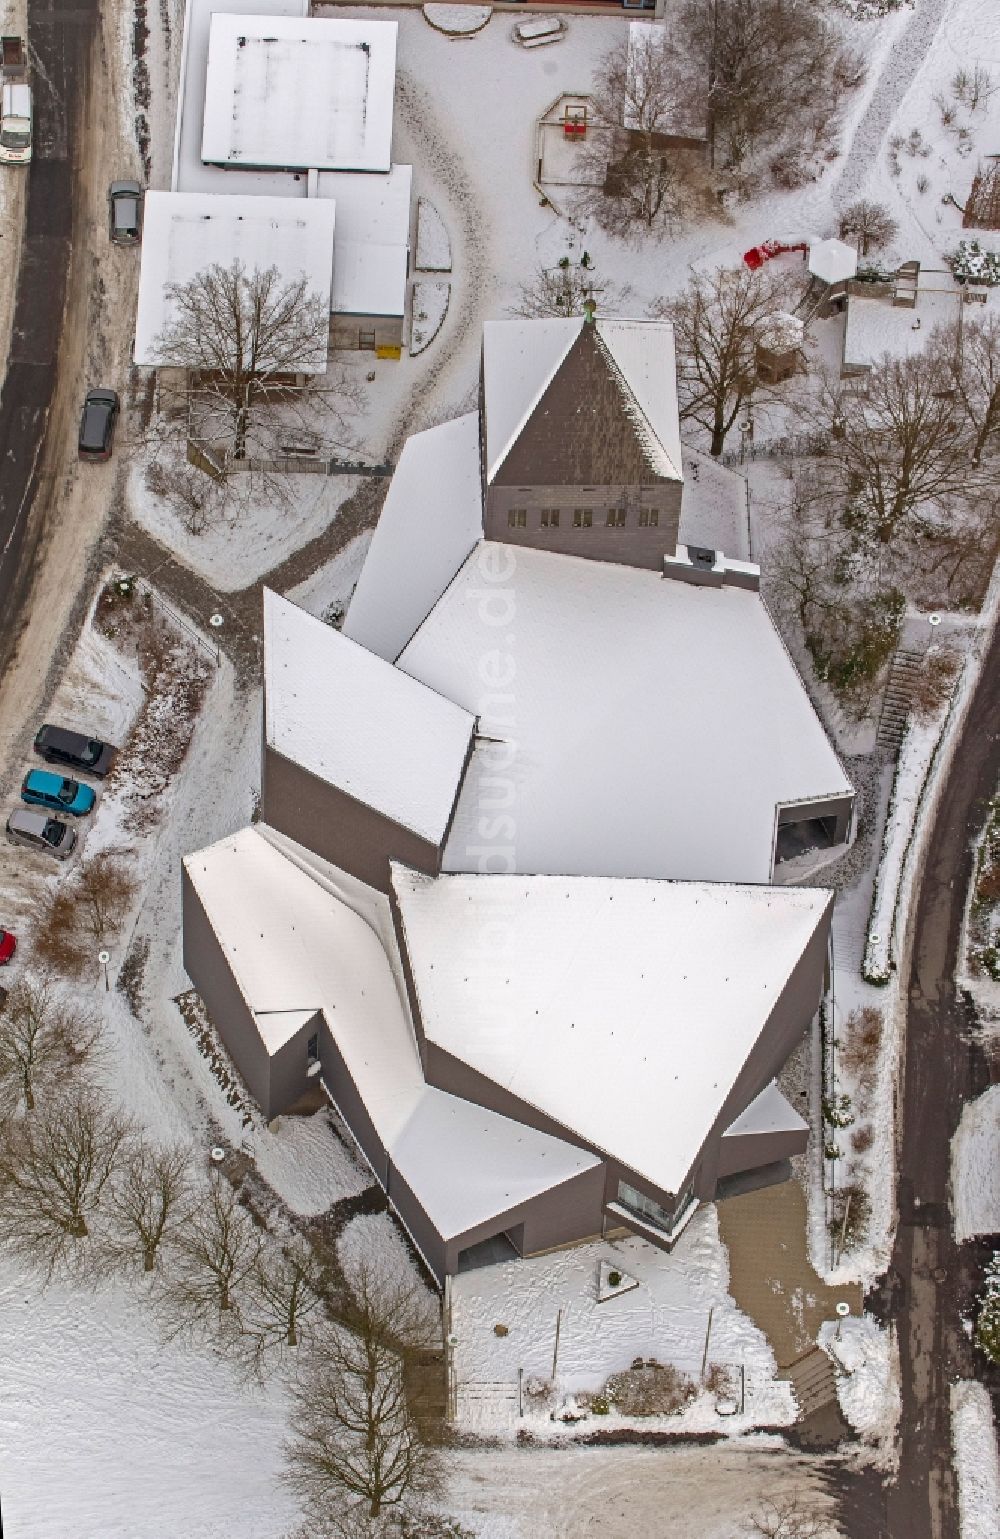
[98,949,110,992]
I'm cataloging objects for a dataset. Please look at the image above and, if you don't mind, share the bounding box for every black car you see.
[78,388,120,462]
[109,180,143,245]
[33,723,118,779]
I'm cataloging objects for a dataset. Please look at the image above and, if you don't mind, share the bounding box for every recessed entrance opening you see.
[774,815,839,865]
[457,1227,522,1273]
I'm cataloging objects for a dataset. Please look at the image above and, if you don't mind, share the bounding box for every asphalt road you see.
[838,615,1000,1538]
[0,0,97,674]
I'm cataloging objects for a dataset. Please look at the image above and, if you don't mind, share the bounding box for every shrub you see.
[911,646,962,722]
[603,1360,696,1418]
[608,1269,622,1288]
[838,1006,884,1092]
[851,1124,874,1154]
[948,239,1000,286]
[828,1182,871,1251]
[974,1254,1000,1364]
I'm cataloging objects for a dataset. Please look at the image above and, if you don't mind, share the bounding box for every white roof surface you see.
[392,867,831,1194]
[318,166,412,317]
[184,827,598,1240]
[481,317,683,483]
[343,413,483,661]
[842,270,987,371]
[263,590,474,844]
[396,544,853,885]
[133,191,335,368]
[722,1080,807,1139]
[202,13,397,173]
[808,237,858,286]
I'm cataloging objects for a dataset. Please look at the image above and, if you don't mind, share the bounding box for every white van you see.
[0,81,32,165]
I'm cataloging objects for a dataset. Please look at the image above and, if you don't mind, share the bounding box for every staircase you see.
[876,647,924,752]
[779,1345,839,1418]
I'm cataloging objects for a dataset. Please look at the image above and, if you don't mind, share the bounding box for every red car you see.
[0,927,16,965]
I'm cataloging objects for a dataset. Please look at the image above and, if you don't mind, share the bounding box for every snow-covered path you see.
[834,0,954,210]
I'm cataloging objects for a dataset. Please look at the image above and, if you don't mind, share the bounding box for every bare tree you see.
[104,1139,193,1274]
[808,355,987,545]
[284,1258,441,1524]
[34,853,139,978]
[0,977,101,1113]
[677,0,864,186]
[749,1492,838,1537]
[0,1090,130,1276]
[162,1176,263,1332]
[240,1233,329,1367]
[936,312,1000,463]
[657,263,796,455]
[510,257,631,320]
[952,64,996,112]
[574,30,709,237]
[839,199,898,258]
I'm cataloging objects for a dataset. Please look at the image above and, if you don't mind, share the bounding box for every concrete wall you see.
[484,481,681,572]
[775,794,854,852]
[262,745,443,894]
[330,313,404,352]
[716,1122,808,1180]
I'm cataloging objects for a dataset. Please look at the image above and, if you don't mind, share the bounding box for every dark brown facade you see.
[482,324,682,572]
[261,743,445,895]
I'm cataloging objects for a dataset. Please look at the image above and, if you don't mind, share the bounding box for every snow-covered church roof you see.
[264,590,475,844]
[392,866,831,1195]
[395,543,853,885]
[481,316,683,485]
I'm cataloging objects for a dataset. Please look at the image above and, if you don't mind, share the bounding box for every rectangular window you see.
[307,1033,320,1063]
[573,509,592,529]
[540,508,560,528]
[639,508,659,528]
[606,508,626,528]
[617,1180,691,1234]
[508,507,527,529]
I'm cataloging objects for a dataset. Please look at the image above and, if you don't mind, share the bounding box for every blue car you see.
[20,768,96,818]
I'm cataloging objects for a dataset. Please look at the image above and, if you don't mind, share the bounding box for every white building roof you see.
[396,543,853,885]
[184,827,599,1242]
[263,590,475,845]
[722,1080,807,1139]
[202,13,397,174]
[133,191,335,369]
[808,237,858,287]
[343,412,483,662]
[481,317,683,483]
[318,166,412,318]
[842,270,988,371]
[392,866,831,1195]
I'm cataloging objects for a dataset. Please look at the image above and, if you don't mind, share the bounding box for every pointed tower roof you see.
[482,316,682,486]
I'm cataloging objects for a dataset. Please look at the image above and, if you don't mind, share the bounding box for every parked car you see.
[21,768,96,817]
[6,808,78,861]
[78,388,119,462]
[0,927,16,965]
[34,724,117,778]
[109,180,142,245]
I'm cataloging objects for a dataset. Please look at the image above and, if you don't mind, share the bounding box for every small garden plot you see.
[410,280,451,355]
[422,5,491,37]
[415,197,452,273]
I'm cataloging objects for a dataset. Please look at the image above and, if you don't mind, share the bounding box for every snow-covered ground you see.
[286,528,373,623]
[819,1315,899,1449]
[951,1380,1000,1539]
[450,1206,796,1438]
[951,1085,1000,1242]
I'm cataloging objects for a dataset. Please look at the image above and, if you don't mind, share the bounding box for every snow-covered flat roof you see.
[202,13,397,173]
[481,317,682,484]
[133,191,335,368]
[184,827,598,1240]
[318,166,412,317]
[264,590,475,845]
[396,543,853,885]
[392,866,831,1195]
[344,413,484,662]
[842,271,986,371]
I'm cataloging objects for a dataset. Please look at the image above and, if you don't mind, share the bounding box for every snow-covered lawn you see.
[449,1206,796,1438]
[951,1379,1000,1539]
[951,1085,1000,1242]
[286,529,373,624]
[0,1248,300,1539]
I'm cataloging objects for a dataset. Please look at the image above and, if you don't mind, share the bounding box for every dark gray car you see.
[109,180,142,245]
[34,723,118,778]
